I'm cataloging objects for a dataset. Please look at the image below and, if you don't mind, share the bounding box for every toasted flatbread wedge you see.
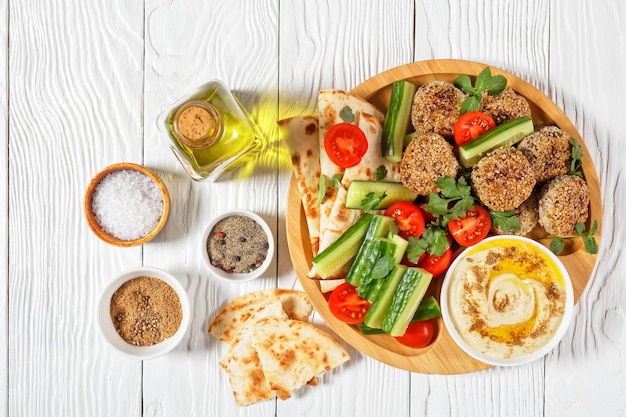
[251,317,350,400]
[218,302,287,406]
[278,115,321,255]
[208,289,312,343]
[317,90,384,253]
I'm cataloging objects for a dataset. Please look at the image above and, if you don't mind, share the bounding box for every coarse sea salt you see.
[91,169,164,241]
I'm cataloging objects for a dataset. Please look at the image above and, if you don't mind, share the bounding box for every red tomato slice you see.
[448,204,492,246]
[453,111,496,146]
[417,247,453,277]
[384,201,425,239]
[328,283,371,324]
[395,319,435,348]
[324,123,368,168]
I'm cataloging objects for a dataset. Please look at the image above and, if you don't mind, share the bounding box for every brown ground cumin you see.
[110,276,182,346]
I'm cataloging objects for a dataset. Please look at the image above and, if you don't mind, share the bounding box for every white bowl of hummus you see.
[441,235,574,367]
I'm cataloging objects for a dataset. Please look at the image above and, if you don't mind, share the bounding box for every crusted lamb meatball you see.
[471,147,536,212]
[517,125,571,183]
[400,133,461,196]
[538,174,590,235]
[478,87,532,125]
[491,193,539,236]
[411,81,467,140]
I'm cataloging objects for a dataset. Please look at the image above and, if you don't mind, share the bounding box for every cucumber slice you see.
[360,295,441,334]
[458,116,534,168]
[360,235,407,302]
[345,180,418,210]
[381,267,433,337]
[363,264,407,329]
[353,238,396,299]
[311,213,374,279]
[403,131,417,149]
[382,80,418,163]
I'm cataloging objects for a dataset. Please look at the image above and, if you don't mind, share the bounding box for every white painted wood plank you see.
[545,1,626,416]
[277,1,415,417]
[8,0,144,415]
[1,0,8,415]
[143,0,281,415]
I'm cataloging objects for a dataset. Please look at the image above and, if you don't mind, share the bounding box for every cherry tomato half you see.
[417,247,453,277]
[395,319,435,348]
[324,123,368,168]
[328,283,371,324]
[453,111,496,146]
[384,202,426,239]
[448,204,492,246]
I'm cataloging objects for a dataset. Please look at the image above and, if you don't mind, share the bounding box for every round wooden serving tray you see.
[286,59,602,374]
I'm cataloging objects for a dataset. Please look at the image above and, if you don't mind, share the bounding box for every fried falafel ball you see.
[411,81,467,140]
[538,174,590,235]
[400,133,462,196]
[517,125,571,183]
[491,193,539,236]
[471,147,536,212]
[478,87,532,125]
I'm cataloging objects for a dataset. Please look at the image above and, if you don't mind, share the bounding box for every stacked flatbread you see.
[281,90,397,289]
[208,289,349,406]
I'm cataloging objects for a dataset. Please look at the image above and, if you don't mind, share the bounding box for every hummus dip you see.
[445,237,568,359]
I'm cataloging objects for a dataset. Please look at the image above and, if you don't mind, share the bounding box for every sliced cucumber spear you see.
[345,180,418,210]
[382,80,417,163]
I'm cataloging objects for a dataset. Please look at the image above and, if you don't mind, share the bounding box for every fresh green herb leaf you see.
[431,176,475,221]
[331,173,342,188]
[339,106,355,123]
[375,165,388,181]
[569,138,584,177]
[574,222,586,235]
[578,220,598,254]
[316,175,327,205]
[490,211,521,234]
[550,237,566,255]
[406,236,429,263]
[582,235,598,254]
[371,255,395,280]
[360,191,388,211]
[455,67,508,115]
[406,225,449,263]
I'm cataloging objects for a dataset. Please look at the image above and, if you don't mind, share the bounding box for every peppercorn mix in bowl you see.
[84,162,170,247]
[201,210,274,282]
[97,266,191,360]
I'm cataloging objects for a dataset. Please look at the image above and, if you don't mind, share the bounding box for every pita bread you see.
[208,289,312,343]
[278,115,321,255]
[218,302,287,406]
[317,90,384,253]
[251,317,350,400]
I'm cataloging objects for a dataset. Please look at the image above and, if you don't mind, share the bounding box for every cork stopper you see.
[173,100,222,148]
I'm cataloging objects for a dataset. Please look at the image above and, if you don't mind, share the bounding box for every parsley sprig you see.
[454,67,507,114]
[425,176,475,225]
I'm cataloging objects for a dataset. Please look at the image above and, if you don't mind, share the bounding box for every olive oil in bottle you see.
[161,80,263,182]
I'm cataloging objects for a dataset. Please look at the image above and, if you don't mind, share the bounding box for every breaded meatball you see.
[471,147,536,211]
[517,125,571,183]
[491,193,539,236]
[400,133,461,195]
[538,175,590,235]
[411,81,467,140]
[478,87,532,125]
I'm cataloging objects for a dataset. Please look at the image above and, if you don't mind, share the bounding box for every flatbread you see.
[317,90,384,253]
[208,289,312,343]
[251,317,350,400]
[218,302,287,406]
[278,116,321,255]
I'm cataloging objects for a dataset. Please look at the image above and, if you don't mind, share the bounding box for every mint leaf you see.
[371,255,395,280]
[375,165,388,181]
[339,106,355,123]
[569,138,583,177]
[583,235,598,254]
[460,95,481,114]
[455,67,508,115]
[454,74,474,93]
[487,75,507,95]
[316,175,327,205]
[474,67,493,91]
[550,237,565,255]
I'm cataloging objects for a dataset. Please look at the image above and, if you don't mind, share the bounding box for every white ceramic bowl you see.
[97,266,191,360]
[201,210,274,283]
[441,235,574,367]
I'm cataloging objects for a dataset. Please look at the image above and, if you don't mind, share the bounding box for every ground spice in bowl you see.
[109,276,182,346]
[206,215,269,274]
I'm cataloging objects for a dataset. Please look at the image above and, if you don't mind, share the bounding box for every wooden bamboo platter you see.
[286,59,602,374]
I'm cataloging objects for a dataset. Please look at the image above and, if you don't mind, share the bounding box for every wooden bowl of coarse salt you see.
[84,162,170,247]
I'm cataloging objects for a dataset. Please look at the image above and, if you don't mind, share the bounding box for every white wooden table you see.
[2,0,625,416]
